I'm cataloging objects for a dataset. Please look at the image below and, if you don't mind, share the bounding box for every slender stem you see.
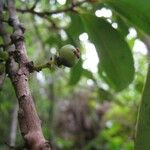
[16,0,88,18]
[34,60,55,72]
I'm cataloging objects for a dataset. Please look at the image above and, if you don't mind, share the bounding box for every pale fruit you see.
[58,44,80,67]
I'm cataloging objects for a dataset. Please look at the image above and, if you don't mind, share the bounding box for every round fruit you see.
[58,44,80,67]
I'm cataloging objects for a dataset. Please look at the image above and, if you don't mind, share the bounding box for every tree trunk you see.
[0,0,51,149]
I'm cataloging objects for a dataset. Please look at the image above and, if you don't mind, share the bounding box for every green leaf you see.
[98,87,113,102]
[66,13,85,46]
[68,59,82,86]
[135,65,150,150]
[82,69,95,81]
[46,33,63,48]
[116,16,129,37]
[80,14,134,91]
[105,0,150,35]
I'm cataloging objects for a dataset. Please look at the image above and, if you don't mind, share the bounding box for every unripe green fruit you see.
[58,44,80,67]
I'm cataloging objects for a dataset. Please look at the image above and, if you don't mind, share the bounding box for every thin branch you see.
[0,42,12,49]
[16,0,88,18]
[30,0,39,11]
[26,59,55,72]
[0,18,9,23]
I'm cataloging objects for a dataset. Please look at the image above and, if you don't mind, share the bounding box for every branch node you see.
[8,17,14,26]
[11,31,24,43]
[18,23,26,33]
[26,61,34,73]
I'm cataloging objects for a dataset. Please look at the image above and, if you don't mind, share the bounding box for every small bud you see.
[58,44,80,67]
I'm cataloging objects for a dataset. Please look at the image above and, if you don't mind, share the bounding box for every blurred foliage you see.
[0,0,150,149]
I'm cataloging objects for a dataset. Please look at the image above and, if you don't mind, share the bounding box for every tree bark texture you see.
[0,0,51,149]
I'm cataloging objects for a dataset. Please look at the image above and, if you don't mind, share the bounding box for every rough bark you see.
[0,0,51,149]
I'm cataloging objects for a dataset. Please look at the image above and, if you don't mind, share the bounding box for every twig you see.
[0,18,9,23]
[26,59,55,72]
[0,42,12,49]
[30,0,39,11]
[34,60,54,71]
[16,0,88,18]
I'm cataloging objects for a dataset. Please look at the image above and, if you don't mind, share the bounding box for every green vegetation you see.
[0,0,150,149]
